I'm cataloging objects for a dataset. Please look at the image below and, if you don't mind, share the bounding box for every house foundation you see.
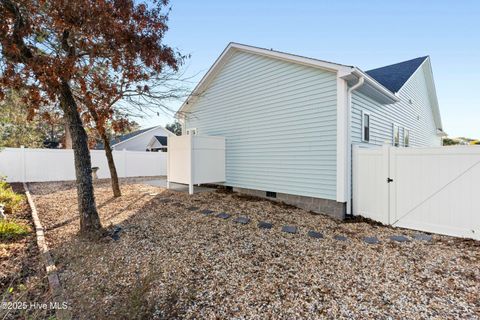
[232,187,346,219]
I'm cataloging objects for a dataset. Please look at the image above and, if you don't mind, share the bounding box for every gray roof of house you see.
[366,56,429,93]
[95,126,156,150]
[154,136,168,146]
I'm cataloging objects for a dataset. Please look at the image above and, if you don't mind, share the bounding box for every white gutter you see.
[346,76,364,215]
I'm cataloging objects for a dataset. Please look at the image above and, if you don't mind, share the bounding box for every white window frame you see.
[404,128,410,147]
[361,110,371,143]
[186,128,197,135]
[392,124,400,147]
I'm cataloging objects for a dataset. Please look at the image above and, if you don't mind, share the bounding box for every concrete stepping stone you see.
[110,225,123,241]
[258,221,273,229]
[282,225,297,234]
[363,236,380,244]
[187,206,199,211]
[390,235,410,242]
[307,230,324,239]
[216,212,231,219]
[233,216,250,224]
[200,209,214,215]
[157,198,171,203]
[334,235,348,241]
[413,233,433,242]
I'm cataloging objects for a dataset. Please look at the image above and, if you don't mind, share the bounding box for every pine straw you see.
[29,180,480,319]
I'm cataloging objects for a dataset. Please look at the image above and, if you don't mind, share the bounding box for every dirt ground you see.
[29,179,480,319]
[0,184,52,320]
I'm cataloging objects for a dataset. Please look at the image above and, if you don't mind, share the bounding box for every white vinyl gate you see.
[353,145,480,240]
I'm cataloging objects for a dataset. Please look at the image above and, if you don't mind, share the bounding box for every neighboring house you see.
[177,43,444,218]
[146,136,168,152]
[97,125,173,151]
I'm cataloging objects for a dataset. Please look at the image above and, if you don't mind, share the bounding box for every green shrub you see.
[0,219,30,240]
[0,181,24,214]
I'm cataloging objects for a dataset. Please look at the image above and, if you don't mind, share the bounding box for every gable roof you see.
[177,43,399,115]
[366,56,429,93]
[111,127,156,146]
[177,43,442,130]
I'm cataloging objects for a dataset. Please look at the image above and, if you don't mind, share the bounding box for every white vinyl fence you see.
[353,145,480,240]
[0,147,166,183]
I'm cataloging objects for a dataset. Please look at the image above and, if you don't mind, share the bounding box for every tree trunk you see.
[100,131,121,197]
[59,81,102,235]
[64,120,73,149]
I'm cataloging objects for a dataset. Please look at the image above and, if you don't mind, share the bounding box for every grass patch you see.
[0,219,30,240]
[0,180,25,214]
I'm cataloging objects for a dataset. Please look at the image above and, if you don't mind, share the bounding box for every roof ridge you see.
[367,56,429,73]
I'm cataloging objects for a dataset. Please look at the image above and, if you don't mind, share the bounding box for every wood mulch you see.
[29,179,480,319]
[0,184,52,320]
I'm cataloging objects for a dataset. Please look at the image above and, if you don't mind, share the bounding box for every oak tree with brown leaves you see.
[0,0,181,236]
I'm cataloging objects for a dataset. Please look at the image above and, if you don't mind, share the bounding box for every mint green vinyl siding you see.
[352,63,441,147]
[185,51,338,200]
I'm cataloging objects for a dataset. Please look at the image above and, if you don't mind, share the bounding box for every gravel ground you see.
[29,180,480,319]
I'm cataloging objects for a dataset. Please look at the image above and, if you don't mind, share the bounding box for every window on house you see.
[186,128,197,135]
[361,111,370,142]
[404,129,410,147]
[393,124,400,147]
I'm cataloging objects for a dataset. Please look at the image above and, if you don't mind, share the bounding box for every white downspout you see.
[346,77,364,215]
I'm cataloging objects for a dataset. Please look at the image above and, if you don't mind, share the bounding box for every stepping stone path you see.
[233,216,250,224]
[390,235,410,242]
[187,206,199,211]
[110,225,123,241]
[363,236,380,244]
[334,235,348,241]
[307,231,323,239]
[413,233,433,242]
[200,209,214,215]
[217,212,231,219]
[282,226,297,234]
[258,221,273,229]
[157,198,171,203]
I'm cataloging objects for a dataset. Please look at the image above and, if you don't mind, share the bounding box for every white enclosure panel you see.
[167,135,226,189]
[352,145,389,224]
[192,136,225,184]
[390,147,480,240]
[167,136,192,184]
[0,148,166,182]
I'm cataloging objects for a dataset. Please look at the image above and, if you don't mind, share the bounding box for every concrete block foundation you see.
[232,187,346,219]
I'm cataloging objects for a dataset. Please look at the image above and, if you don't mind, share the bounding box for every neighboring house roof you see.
[111,127,156,145]
[153,136,168,146]
[95,125,173,150]
[146,135,168,150]
[366,56,429,93]
[177,42,442,131]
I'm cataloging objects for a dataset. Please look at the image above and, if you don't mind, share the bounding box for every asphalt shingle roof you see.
[366,56,428,93]
[95,127,156,150]
[153,136,168,146]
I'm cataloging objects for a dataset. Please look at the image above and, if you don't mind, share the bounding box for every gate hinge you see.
[387,178,394,183]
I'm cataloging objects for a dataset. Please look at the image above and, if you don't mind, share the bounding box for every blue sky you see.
[140,0,479,139]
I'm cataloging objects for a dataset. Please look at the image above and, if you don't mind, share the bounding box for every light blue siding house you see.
[177,43,444,218]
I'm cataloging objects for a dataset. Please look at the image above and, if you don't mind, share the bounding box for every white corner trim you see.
[336,76,349,203]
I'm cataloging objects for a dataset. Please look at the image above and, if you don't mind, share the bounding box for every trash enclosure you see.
[167,135,225,194]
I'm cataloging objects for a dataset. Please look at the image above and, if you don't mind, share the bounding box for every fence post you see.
[21,145,26,183]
